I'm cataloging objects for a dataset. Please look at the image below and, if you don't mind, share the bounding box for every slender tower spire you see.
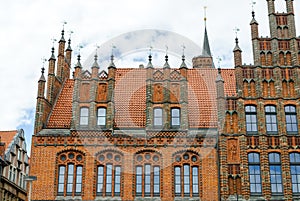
[192,6,215,68]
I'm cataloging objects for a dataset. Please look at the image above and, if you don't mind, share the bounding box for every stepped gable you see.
[47,79,74,128]
[0,130,17,150]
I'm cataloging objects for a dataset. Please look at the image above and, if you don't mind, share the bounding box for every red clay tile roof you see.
[187,68,236,128]
[0,130,17,150]
[46,68,236,129]
[114,68,146,128]
[48,79,74,128]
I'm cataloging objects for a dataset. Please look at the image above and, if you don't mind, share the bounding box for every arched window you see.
[269,153,283,194]
[290,153,300,194]
[171,108,180,128]
[135,151,161,197]
[96,151,123,197]
[173,151,200,197]
[97,108,106,126]
[285,105,298,134]
[265,105,278,134]
[57,152,84,196]
[153,108,163,127]
[245,105,258,134]
[79,107,89,126]
[248,153,262,195]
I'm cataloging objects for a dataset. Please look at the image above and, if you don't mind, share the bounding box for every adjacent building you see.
[29,0,300,200]
[0,130,29,201]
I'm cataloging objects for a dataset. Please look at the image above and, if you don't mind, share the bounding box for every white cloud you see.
[0,0,300,149]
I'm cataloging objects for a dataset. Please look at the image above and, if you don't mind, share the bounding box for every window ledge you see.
[95,197,122,201]
[56,196,82,201]
[135,197,161,201]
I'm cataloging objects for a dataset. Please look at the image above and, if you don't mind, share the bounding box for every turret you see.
[215,67,225,131]
[250,11,259,39]
[266,0,275,14]
[74,55,82,78]
[64,38,72,80]
[37,67,46,98]
[56,30,66,81]
[91,54,99,79]
[46,47,56,104]
[233,38,242,67]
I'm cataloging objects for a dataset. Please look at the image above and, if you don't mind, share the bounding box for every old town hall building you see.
[29,0,300,200]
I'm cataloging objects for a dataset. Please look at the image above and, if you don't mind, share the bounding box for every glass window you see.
[154,108,163,127]
[265,106,278,134]
[290,153,300,194]
[248,153,262,194]
[174,167,181,196]
[66,164,74,194]
[97,166,104,195]
[183,165,190,195]
[153,166,160,196]
[245,105,258,134]
[269,153,283,194]
[144,164,151,196]
[285,105,298,133]
[80,107,89,125]
[75,166,82,194]
[58,166,65,194]
[97,108,106,126]
[114,166,121,196]
[192,167,199,195]
[106,164,113,195]
[136,166,142,196]
[171,108,180,128]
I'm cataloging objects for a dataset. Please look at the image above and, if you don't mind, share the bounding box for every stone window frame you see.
[56,150,85,197]
[172,151,201,198]
[95,150,123,198]
[289,152,300,194]
[153,107,163,128]
[134,150,162,198]
[268,152,283,195]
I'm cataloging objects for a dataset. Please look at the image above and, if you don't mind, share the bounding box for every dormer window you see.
[171,108,180,128]
[97,108,106,126]
[79,107,89,126]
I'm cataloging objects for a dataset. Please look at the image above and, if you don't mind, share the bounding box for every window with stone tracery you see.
[96,151,123,197]
[173,151,200,197]
[56,151,84,197]
[134,151,161,197]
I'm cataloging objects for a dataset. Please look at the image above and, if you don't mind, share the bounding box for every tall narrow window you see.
[97,166,104,195]
[106,164,113,196]
[265,106,278,134]
[269,153,283,194]
[58,166,65,194]
[135,152,161,197]
[173,152,200,197]
[171,108,180,128]
[57,152,84,197]
[245,105,258,134]
[154,108,163,127]
[96,152,123,197]
[248,153,262,195]
[66,164,74,195]
[290,153,300,194]
[75,166,82,194]
[79,107,89,125]
[285,105,298,134]
[97,108,106,126]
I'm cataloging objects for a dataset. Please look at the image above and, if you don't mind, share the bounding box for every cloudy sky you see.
[0,0,299,153]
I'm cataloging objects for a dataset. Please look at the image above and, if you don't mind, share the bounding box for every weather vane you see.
[77,44,83,55]
[41,57,47,73]
[181,44,186,56]
[68,30,74,38]
[204,6,207,22]
[95,44,100,55]
[250,0,256,11]
[51,38,57,47]
[165,45,168,55]
[233,27,240,38]
[148,45,153,56]
[111,44,116,56]
[61,21,67,29]
[216,56,222,69]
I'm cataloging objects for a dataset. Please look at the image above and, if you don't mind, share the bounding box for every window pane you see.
[97,108,106,126]
[58,166,65,193]
[154,108,163,126]
[97,166,104,193]
[67,164,74,193]
[248,153,262,194]
[75,166,82,193]
[80,108,89,125]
